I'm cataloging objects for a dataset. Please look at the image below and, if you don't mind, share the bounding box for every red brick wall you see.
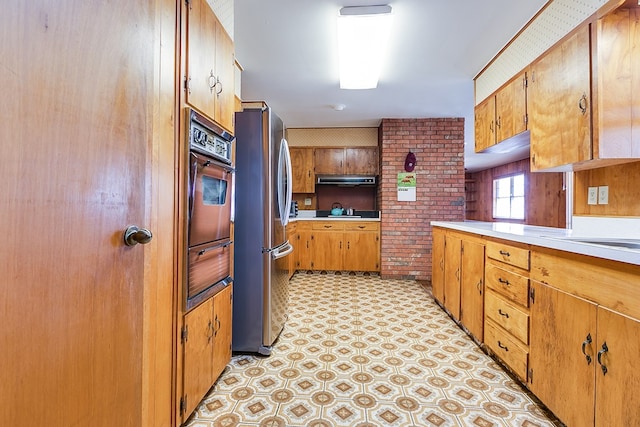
[378,118,465,281]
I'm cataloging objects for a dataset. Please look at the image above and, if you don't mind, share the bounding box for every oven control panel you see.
[188,110,233,164]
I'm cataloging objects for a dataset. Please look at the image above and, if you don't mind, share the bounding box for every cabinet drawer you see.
[312,222,345,230]
[485,262,530,307]
[486,241,530,270]
[485,290,529,345]
[344,222,379,231]
[485,320,528,381]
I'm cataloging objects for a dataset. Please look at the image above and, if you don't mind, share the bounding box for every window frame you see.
[492,173,525,220]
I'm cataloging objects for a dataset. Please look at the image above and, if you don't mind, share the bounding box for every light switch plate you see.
[598,186,609,205]
[587,187,598,205]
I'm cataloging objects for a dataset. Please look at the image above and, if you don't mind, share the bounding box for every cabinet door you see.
[182,298,214,419]
[313,231,343,270]
[345,147,379,175]
[296,230,314,270]
[314,148,344,174]
[186,0,217,119]
[444,235,462,319]
[214,22,235,132]
[290,148,315,193]
[474,96,495,152]
[344,231,379,272]
[460,240,485,340]
[496,73,527,142]
[431,228,446,304]
[528,25,591,171]
[212,285,232,380]
[595,307,640,426]
[528,281,597,427]
[288,231,298,278]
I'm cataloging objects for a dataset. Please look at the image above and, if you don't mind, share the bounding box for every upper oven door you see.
[189,152,233,247]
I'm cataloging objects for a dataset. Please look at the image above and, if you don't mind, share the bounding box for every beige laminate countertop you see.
[431,220,640,266]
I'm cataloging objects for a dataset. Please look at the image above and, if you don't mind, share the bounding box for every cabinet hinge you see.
[528,368,534,383]
[185,0,191,7]
[181,325,189,343]
[180,395,187,415]
[523,75,528,88]
[529,287,535,304]
[461,245,464,254]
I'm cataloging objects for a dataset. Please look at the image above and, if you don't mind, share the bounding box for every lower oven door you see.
[187,239,232,310]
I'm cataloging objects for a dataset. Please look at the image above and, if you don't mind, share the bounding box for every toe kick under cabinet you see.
[483,240,531,382]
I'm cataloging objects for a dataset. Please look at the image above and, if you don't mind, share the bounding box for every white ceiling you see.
[234,0,548,172]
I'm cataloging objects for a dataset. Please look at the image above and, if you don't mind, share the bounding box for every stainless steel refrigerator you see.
[233,102,293,355]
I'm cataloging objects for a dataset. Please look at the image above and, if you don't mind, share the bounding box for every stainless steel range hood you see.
[316,175,377,186]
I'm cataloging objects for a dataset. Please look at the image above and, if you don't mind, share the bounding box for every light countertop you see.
[292,211,381,222]
[431,220,640,266]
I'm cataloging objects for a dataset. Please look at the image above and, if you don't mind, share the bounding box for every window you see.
[493,174,525,220]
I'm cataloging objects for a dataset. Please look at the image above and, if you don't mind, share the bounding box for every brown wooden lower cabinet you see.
[431,227,640,426]
[181,284,232,421]
[293,221,380,272]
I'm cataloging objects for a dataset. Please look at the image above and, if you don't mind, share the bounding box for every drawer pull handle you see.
[358,225,365,229]
[499,250,510,257]
[498,278,510,286]
[581,333,593,365]
[324,225,332,228]
[597,341,609,375]
[497,341,509,352]
[498,309,509,318]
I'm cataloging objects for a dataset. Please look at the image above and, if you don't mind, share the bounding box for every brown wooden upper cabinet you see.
[290,147,315,193]
[314,147,379,175]
[476,5,640,171]
[185,0,235,133]
[528,25,592,171]
[475,73,527,153]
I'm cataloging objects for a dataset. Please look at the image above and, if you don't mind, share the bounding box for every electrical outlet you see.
[587,187,598,205]
[304,198,312,206]
[598,186,609,205]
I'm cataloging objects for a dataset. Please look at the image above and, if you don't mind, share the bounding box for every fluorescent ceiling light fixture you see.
[337,5,392,89]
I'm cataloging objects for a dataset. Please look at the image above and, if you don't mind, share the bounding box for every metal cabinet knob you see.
[123,225,153,246]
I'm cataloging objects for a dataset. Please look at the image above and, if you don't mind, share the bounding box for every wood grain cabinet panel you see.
[474,96,496,152]
[444,234,462,320]
[290,148,315,193]
[182,285,233,421]
[431,228,446,304]
[303,221,380,272]
[485,262,530,307]
[485,290,529,345]
[485,319,529,381]
[486,241,530,270]
[315,147,379,175]
[185,0,235,132]
[314,148,345,175]
[460,239,485,340]
[528,281,597,427]
[528,24,592,171]
[495,73,527,142]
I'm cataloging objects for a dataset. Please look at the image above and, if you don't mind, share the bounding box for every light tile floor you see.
[185,272,561,427]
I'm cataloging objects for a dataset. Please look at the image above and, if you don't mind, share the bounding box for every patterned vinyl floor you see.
[185,272,561,427]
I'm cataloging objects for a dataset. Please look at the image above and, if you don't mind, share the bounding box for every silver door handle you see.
[123,226,153,246]
[272,242,294,260]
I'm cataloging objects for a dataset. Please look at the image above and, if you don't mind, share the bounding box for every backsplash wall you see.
[574,161,640,216]
[379,118,465,281]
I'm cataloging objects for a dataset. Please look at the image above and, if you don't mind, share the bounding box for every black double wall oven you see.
[186,108,234,311]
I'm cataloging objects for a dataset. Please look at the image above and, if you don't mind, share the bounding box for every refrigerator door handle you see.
[271,241,294,260]
[277,137,293,227]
